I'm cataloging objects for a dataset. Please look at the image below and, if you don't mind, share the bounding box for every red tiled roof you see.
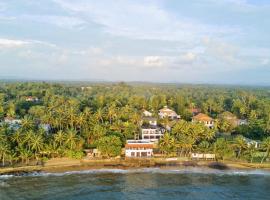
[193,113,213,122]
[125,144,154,148]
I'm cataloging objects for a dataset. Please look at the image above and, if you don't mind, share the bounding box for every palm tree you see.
[11,131,23,145]
[76,113,86,132]
[234,135,247,159]
[261,137,270,163]
[107,104,117,124]
[21,116,34,130]
[0,142,10,166]
[54,130,66,147]
[198,141,210,153]
[24,130,35,150]
[29,133,44,160]
[159,132,175,156]
[247,143,257,163]
[65,129,78,150]
[95,108,104,123]
[16,146,32,164]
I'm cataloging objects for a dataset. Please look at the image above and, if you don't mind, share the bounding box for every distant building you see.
[142,110,153,117]
[84,149,101,158]
[189,108,201,116]
[125,140,154,158]
[191,153,215,160]
[81,86,92,91]
[158,106,180,119]
[26,96,39,102]
[142,116,157,126]
[192,113,214,128]
[243,137,261,148]
[141,124,165,142]
[39,123,51,133]
[237,119,248,126]
[218,111,248,127]
[4,117,21,125]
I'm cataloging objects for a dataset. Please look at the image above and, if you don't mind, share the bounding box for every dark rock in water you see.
[208,162,229,170]
[0,170,41,176]
[182,161,198,167]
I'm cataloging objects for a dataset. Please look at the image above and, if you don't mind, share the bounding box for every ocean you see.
[1,168,270,200]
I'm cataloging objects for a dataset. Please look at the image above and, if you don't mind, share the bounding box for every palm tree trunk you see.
[261,148,270,163]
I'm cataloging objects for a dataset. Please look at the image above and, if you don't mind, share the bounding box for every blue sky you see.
[0,0,270,84]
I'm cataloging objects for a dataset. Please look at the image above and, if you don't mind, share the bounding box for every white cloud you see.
[261,58,269,66]
[22,15,86,29]
[0,38,29,48]
[53,0,239,41]
[179,52,197,63]
[143,56,164,67]
[202,37,241,65]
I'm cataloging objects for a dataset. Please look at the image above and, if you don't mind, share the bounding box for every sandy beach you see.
[1,158,270,175]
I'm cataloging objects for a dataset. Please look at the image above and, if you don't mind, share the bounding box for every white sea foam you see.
[1,168,270,179]
[0,175,14,179]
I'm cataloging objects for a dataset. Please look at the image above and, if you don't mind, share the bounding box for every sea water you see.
[1,168,270,200]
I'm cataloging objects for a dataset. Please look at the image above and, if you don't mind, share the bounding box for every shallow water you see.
[1,168,270,200]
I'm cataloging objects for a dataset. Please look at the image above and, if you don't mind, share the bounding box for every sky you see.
[0,0,270,85]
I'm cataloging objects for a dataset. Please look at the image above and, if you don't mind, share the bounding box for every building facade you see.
[141,125,165,142]
[158,106,180,119]
[125,140,154,158]
[192,113,214,128]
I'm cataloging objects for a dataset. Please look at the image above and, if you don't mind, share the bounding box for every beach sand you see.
[1,157,270,175]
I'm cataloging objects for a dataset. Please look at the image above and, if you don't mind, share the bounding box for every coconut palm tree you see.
[16,146,32,164]
[234,135,247,159]
[54,130,66,147]
[0,142,10,166]
[159,132,175,156]
[261,137,270,163]
[29,133,44,160]
[21,116,35,130]
[107,104,117,124]
[247,143,257,163]
[65,129,78,150]
[95,108,104,124]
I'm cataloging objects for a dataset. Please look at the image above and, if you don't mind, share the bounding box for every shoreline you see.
[1,158,270,175]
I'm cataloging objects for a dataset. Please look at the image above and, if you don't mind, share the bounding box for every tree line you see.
[0,82,270,166]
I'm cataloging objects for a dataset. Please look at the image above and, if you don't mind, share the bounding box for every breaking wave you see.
[1,167,270,179]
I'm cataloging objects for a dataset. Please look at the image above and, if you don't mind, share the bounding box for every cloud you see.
[261,58,269,66]
[0,38,29,48]
[22,15,86,29]
[53,0,240,41]
[179,52,197,63]
[0,38,58,50]
[143,56,164,67]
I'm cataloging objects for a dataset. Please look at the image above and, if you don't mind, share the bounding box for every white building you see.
[125,140,154,158]
[142,117,157,126]
[4,117,21,125]
[143,110,153,117]
[158,106,180,119]
[141,125,165,142]
[237,119,248,126]
[243,137,261,148]
[192,113,214,129]
[25,96,39,102]
[191,153,215,160]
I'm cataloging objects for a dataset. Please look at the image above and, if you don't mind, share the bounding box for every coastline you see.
[1,158,270,175]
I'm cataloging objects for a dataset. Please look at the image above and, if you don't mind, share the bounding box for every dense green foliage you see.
[0,82,270,166]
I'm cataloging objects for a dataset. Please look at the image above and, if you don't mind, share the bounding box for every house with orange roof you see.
[192,113,214,128]
[125,140,154,157]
